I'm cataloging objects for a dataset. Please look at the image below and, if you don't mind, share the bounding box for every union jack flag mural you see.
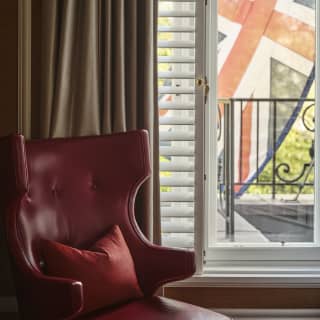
[217,0,315,196]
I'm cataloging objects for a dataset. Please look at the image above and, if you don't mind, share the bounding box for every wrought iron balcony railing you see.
[218,98,315,240]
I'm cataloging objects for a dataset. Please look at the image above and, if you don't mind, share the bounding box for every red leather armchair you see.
[0,130,229,320]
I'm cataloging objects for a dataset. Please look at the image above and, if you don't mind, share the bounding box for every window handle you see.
[196,76,209,102]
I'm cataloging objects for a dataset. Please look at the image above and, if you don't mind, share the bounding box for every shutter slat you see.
[160,177,194,186]
[160,192,194,202]
[160,161,194,171]
[159,71,195,79]
[161,206,194,217]
[159,10,195,17]
[158,26,195,32]
[160,131,194,141]
[162,234,194,248]
[162,220,194,233]
[159,86,194,94]
[158,56,195,63]
[158,40,195,48]
[159,0,195,2]
[160,146,194,156]
[160,116,194,125]
[159,102,195,109]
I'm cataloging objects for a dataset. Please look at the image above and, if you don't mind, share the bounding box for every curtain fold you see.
[37,0,160,243]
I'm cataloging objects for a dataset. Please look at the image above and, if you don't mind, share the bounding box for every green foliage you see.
[160,156,172,193]
[247,105,314,195]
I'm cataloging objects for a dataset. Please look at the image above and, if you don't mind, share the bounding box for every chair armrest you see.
[135,242,196,295]
[18,271,83,320]
[3,198,84,319]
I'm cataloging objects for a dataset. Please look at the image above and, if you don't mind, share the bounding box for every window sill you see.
[165,266,320,288]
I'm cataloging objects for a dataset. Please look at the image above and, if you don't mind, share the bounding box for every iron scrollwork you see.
[275,103,315,184]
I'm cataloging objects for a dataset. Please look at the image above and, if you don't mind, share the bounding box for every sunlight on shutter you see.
[158,0,196,248]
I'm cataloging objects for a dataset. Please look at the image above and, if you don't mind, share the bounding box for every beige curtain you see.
[37,0,160,243]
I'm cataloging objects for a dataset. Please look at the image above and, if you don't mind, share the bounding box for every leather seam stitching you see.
[127,132,151,250]
[126,132,194,292]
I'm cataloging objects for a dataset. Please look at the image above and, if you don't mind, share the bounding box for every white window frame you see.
[194,0,206,274]
[201,0,320,274]
[157,0,320,285]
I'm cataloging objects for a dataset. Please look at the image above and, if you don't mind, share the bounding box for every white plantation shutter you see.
[158,0,203,249]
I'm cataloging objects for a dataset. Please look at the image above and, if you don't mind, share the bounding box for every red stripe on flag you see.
[265,11,315,62]
[218,0,277,98]
[240,100,253,183]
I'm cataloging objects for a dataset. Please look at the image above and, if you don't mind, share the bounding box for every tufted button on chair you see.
[0,130,230,320]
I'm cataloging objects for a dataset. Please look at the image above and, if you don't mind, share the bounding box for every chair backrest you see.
[0,130,151,275]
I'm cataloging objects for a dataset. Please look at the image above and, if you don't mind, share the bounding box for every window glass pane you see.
[294,0,315,9]
[213,0,316,246]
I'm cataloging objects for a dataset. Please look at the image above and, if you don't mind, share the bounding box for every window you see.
[158,0,320,276]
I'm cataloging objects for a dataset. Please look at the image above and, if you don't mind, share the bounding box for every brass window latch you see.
[196,76,209,103]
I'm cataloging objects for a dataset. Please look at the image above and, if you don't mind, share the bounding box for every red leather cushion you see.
[42,225,143,315]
